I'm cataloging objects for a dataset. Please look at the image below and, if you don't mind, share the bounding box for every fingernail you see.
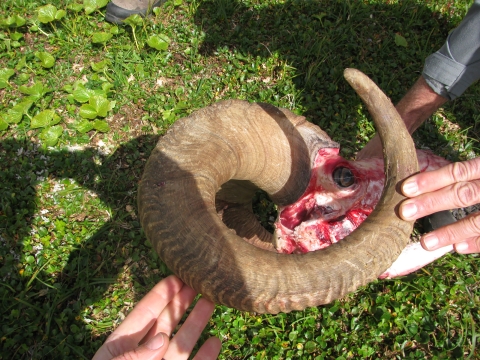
[455,242,469,253]
[422,234,439,250]
[145,333,166,350]
[402,180,418,196]
[401,202,417,219]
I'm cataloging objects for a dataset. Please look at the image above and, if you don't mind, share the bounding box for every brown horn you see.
[138,68,418,313]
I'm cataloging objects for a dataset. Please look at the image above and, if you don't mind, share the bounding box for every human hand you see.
[93,275,221,360]
[398,158,480,254]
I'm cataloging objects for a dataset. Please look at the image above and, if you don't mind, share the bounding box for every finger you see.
[110,275,183,340]
[142,283,197,342]
[93,275,184,360]
[454,237,480,254]
[399,180,480,221]
[163,298,216,360]
[192,337,222,360]
[111,332,169,360]
[401,158,480,197]
[420,212,480,251]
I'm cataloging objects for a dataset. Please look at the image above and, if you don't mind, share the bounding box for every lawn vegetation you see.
[0,0,479,359]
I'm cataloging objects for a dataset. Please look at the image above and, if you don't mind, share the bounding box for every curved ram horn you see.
[138,68,419,313]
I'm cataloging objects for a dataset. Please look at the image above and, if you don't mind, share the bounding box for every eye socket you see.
[333,167,355,188]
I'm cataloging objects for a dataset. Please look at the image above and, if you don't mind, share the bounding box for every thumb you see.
[113,333,169,360]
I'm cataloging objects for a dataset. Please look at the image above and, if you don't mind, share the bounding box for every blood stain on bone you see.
[274,149,451,255]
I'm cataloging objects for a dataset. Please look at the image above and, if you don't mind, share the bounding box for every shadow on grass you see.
[193,0,477,159]
[1,99,317,358]
[0,135,167,358]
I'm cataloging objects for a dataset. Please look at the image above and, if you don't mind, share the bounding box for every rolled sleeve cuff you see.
[423,52,480,100]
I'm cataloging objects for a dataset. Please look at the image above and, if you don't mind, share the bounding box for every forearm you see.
[356,76,447,160]
[395,76,448,134]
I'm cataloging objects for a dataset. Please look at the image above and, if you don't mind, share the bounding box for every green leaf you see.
[76,119,95,133]
[162,109,174,122]
[0,67,15,78]
[51,113,61,125]
[158,33,171,43]
[123,14,143,27]
[84,0,109,14]
[394,33,408,47]
[0,68,15,89]
[173,0,183,6]
[55,9,66,20]
[175,86,184,97]
[147,34,170,51]
[91,95,111,117]
[93,88,109,97]
[18,73,30,82]
[91,59,111,72]
[15,56,27,71]
[68,3,84,12]
[37,4,57,23]
[62,84,74,93]
[79,104,98,119]
[0,14,26,28]
[35,51,55,68]
[305,341,317,353]
[313,12,326,21]
[0,117,8,131]
[77,92,111,119]
[15,15,26,27]
[31,109,55,129]
[175,101,188,111]
[4,110,23,125]
[73,86,95,103]
[92,32,113,44]
[11,32,23,41]
[39,125,63,146]
[5,100,33,124]
[101,82,114,94]
[19,81,51,101]
[93,120,110,132]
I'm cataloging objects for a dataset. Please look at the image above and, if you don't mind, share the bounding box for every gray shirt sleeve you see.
[422,0,480,100]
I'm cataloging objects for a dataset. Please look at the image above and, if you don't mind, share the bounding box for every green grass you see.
[1,0,479,358]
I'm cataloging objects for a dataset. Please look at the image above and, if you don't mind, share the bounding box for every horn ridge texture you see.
[138,70,418,313]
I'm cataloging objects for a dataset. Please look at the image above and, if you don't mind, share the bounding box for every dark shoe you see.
[105,0,165,24]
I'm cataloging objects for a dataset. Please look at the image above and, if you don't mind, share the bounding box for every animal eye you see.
[333,167,355,188]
